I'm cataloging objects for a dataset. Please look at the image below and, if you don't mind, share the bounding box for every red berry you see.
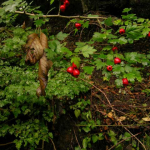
[119,28,125,34]
[114,57,121,64]
[75,23,81,30]
[112,47,118,51]
[67,66,74,74]
[122,78,129,86]
[60,5,66,12]
[148,32,150,37]
[64,0,70,6]
[73,69,80,78]
[107,65,113,71]
[72,62,77,69]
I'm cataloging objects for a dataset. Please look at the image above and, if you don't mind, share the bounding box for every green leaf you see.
[147,54,150,59]
[142,27,150,36]
[122,14,137,20]
[34,19,45,27]
[108,39,119,44]
[123,132,131,141]
[141,58,149,66]
[88,14,99,17]
[104,17,113,26]
[9,128,15,135]
[113,65,124,75]
[107,54,113,61]
[132,140,137,148]
[99,53,107,59]
[124,65,133,73]
[98,133,104,140]
[95,59,106,70]
[115,79,123,87]
[13,108,21,118]
[3,0,22,12]
[50,0,54,5]
[125,52,138,62]
[34,132,39,138]
[92,32,106,42]
[82,126,91,133]
[122,8,131,13]
[56,32,68,40]
[71,57,81,68]
[26,138,34,145]
[115,144,123,150]
[96,120,101,125]
[83,21,89,28]
[80,45,97,57]
[75,146,81,150]
[83,138,88,149]
[13,28,25,35]
[15,140,22,150]
[106,60,114,66]
[111,136,118,145]
[126,25,143,40]
[61,47,72,57]
[92,135,98,143]
[108,130,116,137]
[102,70,111,80]
[137,18,145,23]
[118,37,127,45]
[124,73,135,82]
[74,109,81,118]
[45,48,56,60]
[75,42,86,47]
[114,53,125,60]
[113,19,123,25]
[49,132,53,138]
[83,66,94,75]
[128,38,133,44]
[102,45,112,51]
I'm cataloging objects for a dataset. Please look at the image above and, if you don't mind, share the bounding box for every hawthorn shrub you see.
[0,0,150,150]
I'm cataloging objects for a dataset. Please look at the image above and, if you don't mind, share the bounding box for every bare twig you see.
[58,0,61,15]
[79,27,84,42]
[123,126,146,150]
[0,8,107,19]
[42,140,44,150]
[73,128,82,149]
[80,78,114,110]
[97,19,104,29]
[0,142,13,146]
[49,138,57,150]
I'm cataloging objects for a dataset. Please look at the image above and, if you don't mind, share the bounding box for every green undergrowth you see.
[0,0,150,149]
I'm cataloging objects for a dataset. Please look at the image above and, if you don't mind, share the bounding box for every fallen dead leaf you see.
[142,117,150,122]
[117,116,126,122]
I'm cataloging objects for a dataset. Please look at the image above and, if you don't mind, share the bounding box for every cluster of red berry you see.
[60,0,70,12]
[107,28,128,86]
[67,63,80,78]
